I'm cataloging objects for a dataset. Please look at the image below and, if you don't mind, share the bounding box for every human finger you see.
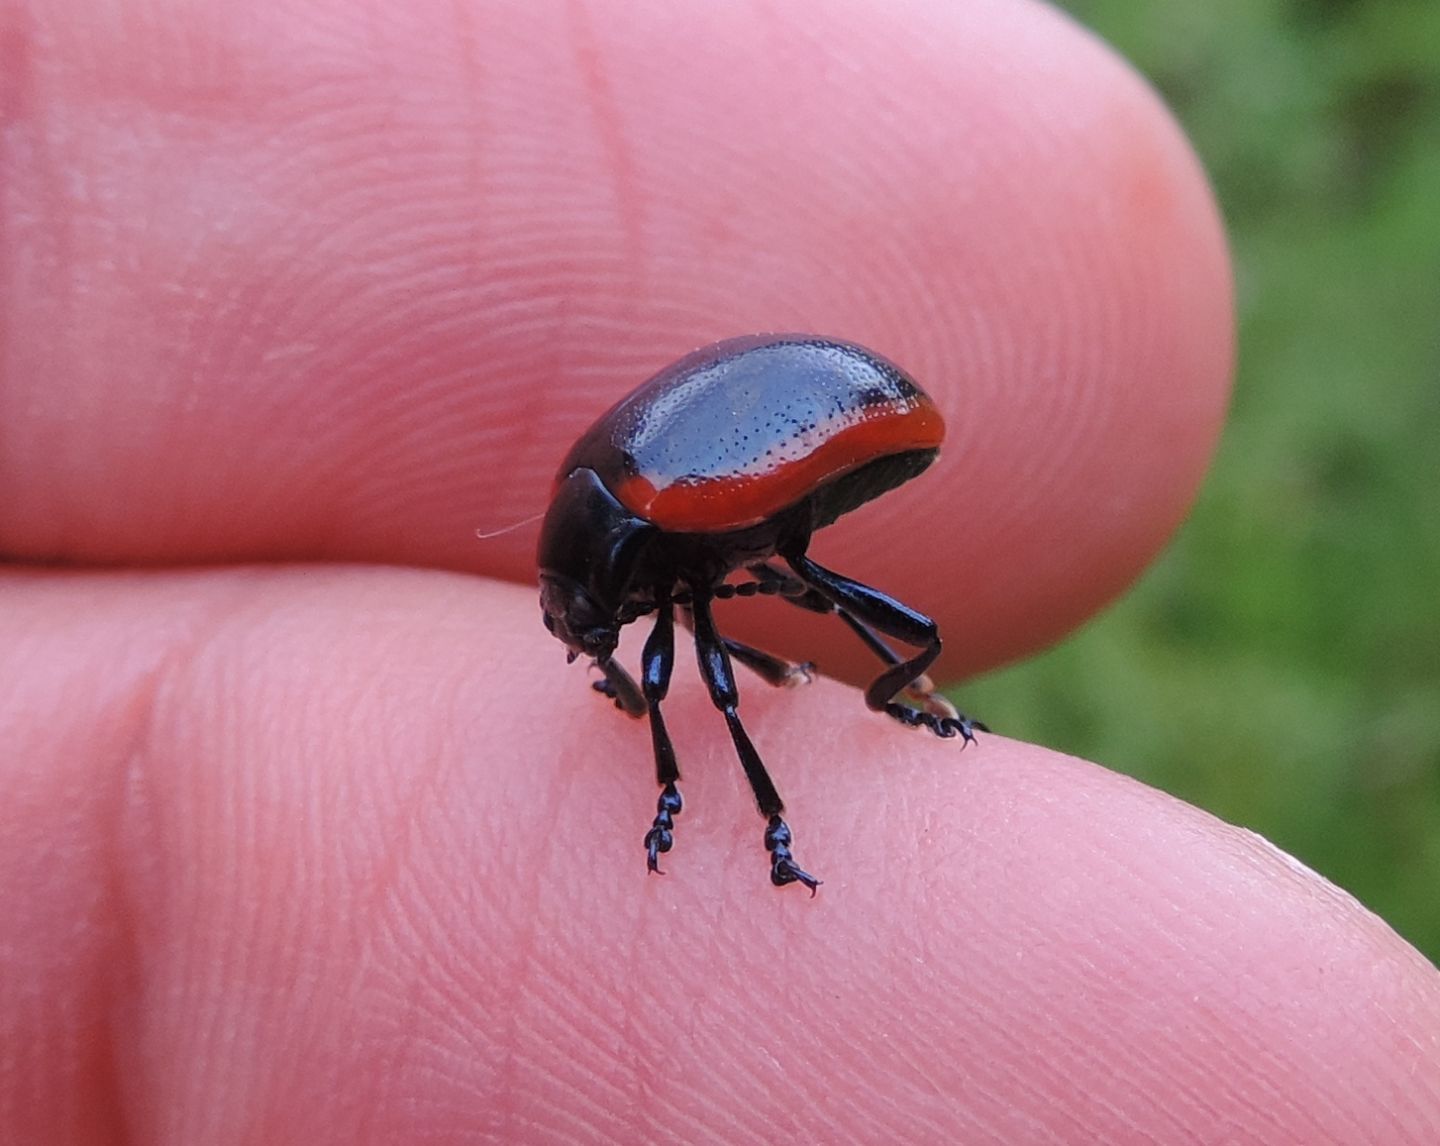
[0,0,1230,677]
[3,568,1434,1143]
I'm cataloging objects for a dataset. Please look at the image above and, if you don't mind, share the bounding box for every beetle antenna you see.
[475,511,544,541]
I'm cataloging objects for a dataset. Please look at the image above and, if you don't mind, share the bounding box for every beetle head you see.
[536,467,654,664]
[539,574,620,661]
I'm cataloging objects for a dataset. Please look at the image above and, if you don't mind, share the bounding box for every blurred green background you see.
[965,2,1440,960]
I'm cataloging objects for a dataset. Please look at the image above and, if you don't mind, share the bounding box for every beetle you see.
[537,333,983,892]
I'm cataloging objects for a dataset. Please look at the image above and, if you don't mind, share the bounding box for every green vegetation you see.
[966,1,1440,959]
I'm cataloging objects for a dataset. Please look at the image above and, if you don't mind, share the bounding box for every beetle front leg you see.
[592,658,646,717]
[689,592,820,893]
[638,600,684,873]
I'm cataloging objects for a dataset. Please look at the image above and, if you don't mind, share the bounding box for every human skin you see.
[2,0,1438,1142]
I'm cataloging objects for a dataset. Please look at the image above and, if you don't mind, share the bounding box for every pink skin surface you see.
[2,0,1437,1142]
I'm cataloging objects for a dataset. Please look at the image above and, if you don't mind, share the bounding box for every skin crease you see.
[1,0,1438,1143]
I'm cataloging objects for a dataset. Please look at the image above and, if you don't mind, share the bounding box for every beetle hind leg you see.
[778,555,986,743]
[834,610,989,742]
[676,603,816,689]
[724,638,816,688]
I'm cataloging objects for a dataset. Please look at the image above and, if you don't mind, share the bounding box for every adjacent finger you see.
[0,0,1230,675]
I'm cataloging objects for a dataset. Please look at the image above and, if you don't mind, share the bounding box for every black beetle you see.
[538,334,982,891]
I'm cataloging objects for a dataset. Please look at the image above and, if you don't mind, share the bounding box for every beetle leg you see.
[782,553,986,743]
[750,562,983,733]
[675,604,815,689]
[828,613,966,724]
[689,591,821,894]
[722,639,816,689]
[591,658,646,717]
[636,600,685,874]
